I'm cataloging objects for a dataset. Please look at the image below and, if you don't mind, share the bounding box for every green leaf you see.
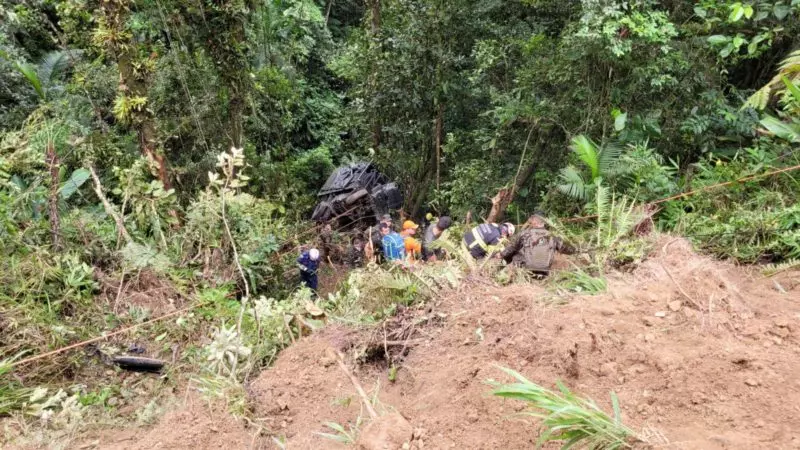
[729,3,744,22]
[570,135,601,180]
[774,3,791,19]
[15,62,45,100]
[760,115,800,142]
[58,168,90,199]
[781,75,800,104]
[614,112,627,131]
[155,333,167,342]
[557,166,588,201]
[743,5,754,19]
[611,391,622,425]
[693,6,707,18]
[707,35,730,45]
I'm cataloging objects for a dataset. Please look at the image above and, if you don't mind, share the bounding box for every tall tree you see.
[96,0,171,188]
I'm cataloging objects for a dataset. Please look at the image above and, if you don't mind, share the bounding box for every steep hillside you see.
[88,238,800,449]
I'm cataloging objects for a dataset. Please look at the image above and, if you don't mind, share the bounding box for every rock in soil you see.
[357,413,413,450]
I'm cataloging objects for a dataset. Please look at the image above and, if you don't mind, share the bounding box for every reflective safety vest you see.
[464,223,501,257]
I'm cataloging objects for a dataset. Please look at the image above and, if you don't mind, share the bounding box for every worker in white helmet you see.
[297,248,320,292]
[462,222,515,259]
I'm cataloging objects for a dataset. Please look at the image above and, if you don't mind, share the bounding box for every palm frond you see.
[778,49,800,72]
[558,166,589,200]
[598,141,624,174]
[38,50,78,85]
[14,61,46,100]
[570,135,601,180]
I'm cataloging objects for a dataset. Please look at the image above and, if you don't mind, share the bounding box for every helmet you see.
[503,223,516,236]
[402,220,419,231]
[309,248,320,261]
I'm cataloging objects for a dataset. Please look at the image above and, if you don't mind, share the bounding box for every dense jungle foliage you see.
[1,0,799,440]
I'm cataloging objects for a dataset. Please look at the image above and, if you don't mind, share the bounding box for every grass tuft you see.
[489,367,639,449]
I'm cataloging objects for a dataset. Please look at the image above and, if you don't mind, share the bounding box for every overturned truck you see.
[311,162,402,227]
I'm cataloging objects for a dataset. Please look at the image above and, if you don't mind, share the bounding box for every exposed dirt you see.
[66,237,800,449]
[249,237,800,449]
[88,392,267,450]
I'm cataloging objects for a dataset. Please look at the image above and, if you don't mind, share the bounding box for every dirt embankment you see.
[80,238,800,449]
[250,238,800,449]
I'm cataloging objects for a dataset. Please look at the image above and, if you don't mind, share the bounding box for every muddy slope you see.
[250,239,800,449]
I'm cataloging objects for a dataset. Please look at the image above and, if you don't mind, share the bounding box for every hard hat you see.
[402,220,419,230]
[504,223,516,236]
[309,248,320,261]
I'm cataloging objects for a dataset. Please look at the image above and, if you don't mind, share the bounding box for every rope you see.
[564,163,800,223]
[7,203,371,370]
[9,301,207,369]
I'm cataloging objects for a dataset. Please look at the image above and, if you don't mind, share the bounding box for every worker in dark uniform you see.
[297,248,320,291]
[463,222,516,259]
[346,236,365,268]
[500,212,572,276]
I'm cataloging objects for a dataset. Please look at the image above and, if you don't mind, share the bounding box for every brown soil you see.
[249,238,800,449]
[89,392,267,450]
[70,238,800,449]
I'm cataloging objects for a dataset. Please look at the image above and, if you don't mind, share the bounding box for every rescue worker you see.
[463,222,516,259]
[422,216,452,262]
[500,212,572,275]
[367,214,393,262]
[379,222,406,262]
[401,220,421,262]
[297,248,320,291]
[345,236,365,268]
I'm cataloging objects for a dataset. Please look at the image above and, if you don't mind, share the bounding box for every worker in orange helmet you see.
[401,220,422,262]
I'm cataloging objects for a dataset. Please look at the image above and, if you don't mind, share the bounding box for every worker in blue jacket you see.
[379,222,406,262]
[297,248,320,291]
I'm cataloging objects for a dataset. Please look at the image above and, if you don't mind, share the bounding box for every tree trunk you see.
[370,0,381,33]
[229,94,244,149]
[102,0,170,189]
[435,103,443,191]
[369,0,382,150]
[408,150,435,217]
[485,130,544,224]
[47,141,60,251]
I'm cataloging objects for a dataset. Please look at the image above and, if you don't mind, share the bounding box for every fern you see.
[762,259,800,277]
[746,49,800,110]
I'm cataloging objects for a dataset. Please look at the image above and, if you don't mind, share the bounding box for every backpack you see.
[522,229,556,272]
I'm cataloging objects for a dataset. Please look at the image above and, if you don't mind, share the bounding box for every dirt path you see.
[250,239,800,449]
